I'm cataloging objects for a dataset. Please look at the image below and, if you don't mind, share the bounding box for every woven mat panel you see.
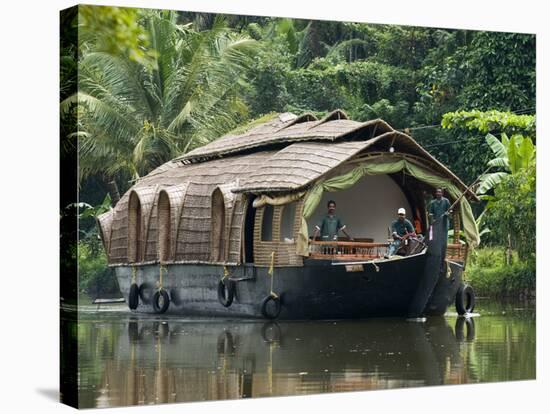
[237,139,380,192]
[176,183,214,261]
[227,193,245,263]
[109,194,129,263]
[210,188,226,262]
[161,184,190,260]
[135,186,158,261]
[97,209,114,256]
[157,190,171,262]
[127,191,141,262]
[178,114,393,162]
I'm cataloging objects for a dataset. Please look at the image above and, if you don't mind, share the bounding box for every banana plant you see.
[477,132,535,195]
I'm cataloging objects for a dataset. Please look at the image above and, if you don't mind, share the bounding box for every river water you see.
[63,299,535,408]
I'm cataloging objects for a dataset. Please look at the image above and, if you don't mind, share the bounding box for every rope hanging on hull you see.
[158,264,167,290]
[268,251,278,299]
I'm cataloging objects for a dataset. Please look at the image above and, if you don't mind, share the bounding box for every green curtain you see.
[296,157,479,256]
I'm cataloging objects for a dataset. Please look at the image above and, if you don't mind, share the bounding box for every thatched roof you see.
[174,109,393,164]
[232,139,378,193]
[232,130,477,197]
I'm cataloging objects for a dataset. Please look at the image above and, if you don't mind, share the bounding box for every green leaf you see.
[485,133,507,158]
[507,135,524,173]
[518,136,535,169]
[487,157,509,169]
[477,172,509,195]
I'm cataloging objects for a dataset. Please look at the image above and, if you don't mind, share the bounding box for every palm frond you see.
[81,52,153,119]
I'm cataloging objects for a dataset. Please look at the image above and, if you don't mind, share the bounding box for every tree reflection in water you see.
[71,300,535,408]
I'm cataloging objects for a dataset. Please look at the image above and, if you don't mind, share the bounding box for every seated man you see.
[386,207,416,257]
[312,200,353,241]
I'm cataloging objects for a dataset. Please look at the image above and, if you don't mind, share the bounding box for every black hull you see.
[115,251,463,319]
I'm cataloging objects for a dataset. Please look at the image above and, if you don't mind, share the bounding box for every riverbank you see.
[464,247,536,299]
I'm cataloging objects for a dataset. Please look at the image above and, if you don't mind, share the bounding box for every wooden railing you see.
[309,240,389,260]
[308,240,468,262]
[446,243,468,262]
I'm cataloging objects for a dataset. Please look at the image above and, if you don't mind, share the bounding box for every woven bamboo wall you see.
[158,191,171,262]
[109,194,129,264]
[217,183,238,263]
[176,182,212,261]
[96,209,114,257]
[162,184,189,260]
[210,188,226,262]
[130,186,157,263]
[253,199,304,267]
[127,191,142,263]
[144,196,158,262]
[227,193,246,263]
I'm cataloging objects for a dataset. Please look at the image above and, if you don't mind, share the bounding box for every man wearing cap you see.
[386,207,415,257]
[312,200,353,241]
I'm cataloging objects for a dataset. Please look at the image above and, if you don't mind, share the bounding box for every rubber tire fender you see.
[152,289,170,314]
[217,279,236,307]
[138,282,152,304]
[261,294,282,320]
[455,317,476,341]
[128,283,139,310]
[455,284,475,315]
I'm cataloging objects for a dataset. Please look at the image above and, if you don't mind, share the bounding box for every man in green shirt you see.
[428,188,452,231]
[427,188,452,262]
[386,207,415,257]
[312,200,353,240]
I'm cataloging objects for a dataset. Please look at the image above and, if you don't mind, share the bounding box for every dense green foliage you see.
[482,166,536,261]
[466,248,535,297]
[442,109,536,265]
[61,7,536,203]
[60,7,536,298]
[78,6,155,66]
[78,242,118,298]
[442,110,536,138]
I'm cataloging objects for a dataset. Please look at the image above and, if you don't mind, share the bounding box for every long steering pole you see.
[431,165,493,226]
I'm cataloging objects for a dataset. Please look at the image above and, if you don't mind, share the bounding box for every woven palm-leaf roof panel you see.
[175,113,393,163]
[233,140,377,193]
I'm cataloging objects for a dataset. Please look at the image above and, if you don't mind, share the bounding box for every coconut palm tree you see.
[61,10,259,183]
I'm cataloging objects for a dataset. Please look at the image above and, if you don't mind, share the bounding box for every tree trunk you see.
[506,233,512,265]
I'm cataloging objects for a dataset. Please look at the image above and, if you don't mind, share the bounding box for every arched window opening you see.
[280,202,297,242]
[158,191,171,262]
[261,205,274,241]
[128,192,143,263]
[211,189,226,262]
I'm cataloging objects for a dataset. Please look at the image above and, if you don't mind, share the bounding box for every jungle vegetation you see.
[60,6,536,298]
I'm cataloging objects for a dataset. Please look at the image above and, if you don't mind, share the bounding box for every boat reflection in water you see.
[76,316,477,408]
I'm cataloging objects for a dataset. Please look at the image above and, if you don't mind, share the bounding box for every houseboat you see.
[97,110,479,319]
